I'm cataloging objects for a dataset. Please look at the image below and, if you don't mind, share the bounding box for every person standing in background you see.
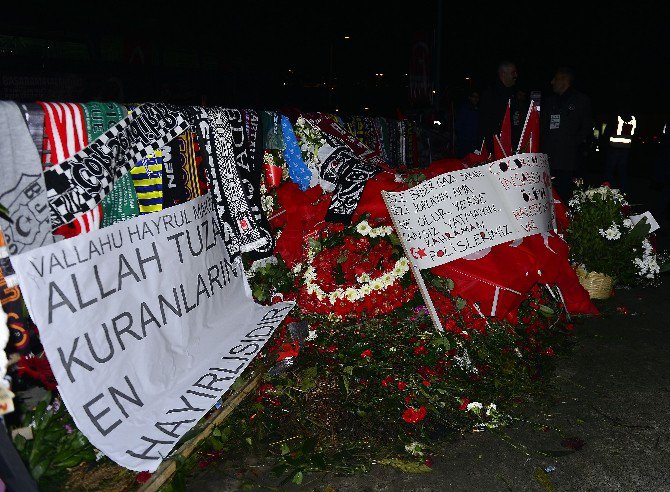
[541,66,593,201]
[454,88,480,158]
[603,109,636,193]
[479,60,522,154]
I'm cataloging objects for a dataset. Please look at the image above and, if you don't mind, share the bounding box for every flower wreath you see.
[296,217,418,318]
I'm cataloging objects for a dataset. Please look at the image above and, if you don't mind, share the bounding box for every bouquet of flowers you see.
[566,182,665,288]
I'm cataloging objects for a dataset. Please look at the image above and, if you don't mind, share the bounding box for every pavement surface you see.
[185,169,670,491]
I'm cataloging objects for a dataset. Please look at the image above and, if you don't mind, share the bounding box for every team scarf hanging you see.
[18,102,45,161]
[281,115,312,191]
[38,101,103,238]
[240,109,275,259]
[261,111,284,150]
[0,101,54,255]
[162,129,209,208]
[203,107,262,258]
[44,103,189,229]
[81,102,140,227]
[0,226,42,356]
[130,150,164,214]
[317,129,381,224]
[307,112,383,166]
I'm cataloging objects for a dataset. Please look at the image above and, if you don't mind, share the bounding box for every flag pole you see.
[381,191,443,331]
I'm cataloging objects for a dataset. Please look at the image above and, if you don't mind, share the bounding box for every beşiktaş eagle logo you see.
[0,173,52,255]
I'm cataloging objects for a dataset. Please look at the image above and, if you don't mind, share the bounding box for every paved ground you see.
[186,169,670,491]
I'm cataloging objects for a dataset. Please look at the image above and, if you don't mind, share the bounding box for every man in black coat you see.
[541,66,593,201]
[478,60,522,154]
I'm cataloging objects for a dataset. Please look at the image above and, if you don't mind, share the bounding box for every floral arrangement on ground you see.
[566,181,670,286]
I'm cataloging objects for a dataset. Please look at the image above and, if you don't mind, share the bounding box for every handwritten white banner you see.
[11,194,293,471]
[384,153,555,269]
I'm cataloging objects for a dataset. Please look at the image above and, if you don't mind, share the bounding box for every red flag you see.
[493,134,506,160]
[499,99,513,156]
[517,101,540,153]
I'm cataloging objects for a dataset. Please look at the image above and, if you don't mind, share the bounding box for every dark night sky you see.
[2,1,669,129]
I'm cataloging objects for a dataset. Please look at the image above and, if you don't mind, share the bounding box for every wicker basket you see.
[575,268,615,299]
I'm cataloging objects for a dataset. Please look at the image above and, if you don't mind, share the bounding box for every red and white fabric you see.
[37,102,101,238]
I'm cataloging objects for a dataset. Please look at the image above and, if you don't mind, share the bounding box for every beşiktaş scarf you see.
[240,109,275,259]
[202,107,267,258]
[81,102,140,227]
[0,101,54,255]
[44,103,189,229]
[38,101,102,238]
[281,115,311,191]
[317,128,381,224]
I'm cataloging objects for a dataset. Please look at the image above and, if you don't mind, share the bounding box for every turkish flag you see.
[517,102,540,153]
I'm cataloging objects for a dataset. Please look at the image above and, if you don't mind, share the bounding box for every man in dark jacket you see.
[541,66,593,201]
[478,60,522,154]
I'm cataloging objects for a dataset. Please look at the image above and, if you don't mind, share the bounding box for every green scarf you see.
[82,102,140,227]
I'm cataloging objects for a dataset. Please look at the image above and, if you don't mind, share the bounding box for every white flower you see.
[304,266,317,282]
[370,279,384,290]
[292,262,303,274]
[598,223,621,240]
[344,287,360,301]
[261,195,274,215]
[485,403,497,416]
[466,402,483,414]
[404,442,424,456]
[356,220,372,235]
[306,329,318,341]
[357,273,371,283]
[623,218,634,229]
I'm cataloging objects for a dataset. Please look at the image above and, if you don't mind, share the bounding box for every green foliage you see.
[13,392,96,486]
[246,256,296,302]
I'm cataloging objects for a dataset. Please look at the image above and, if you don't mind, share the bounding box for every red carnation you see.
[413,345,427,356]
[459,397,470,411]
[402,406,427,424]
[136,471,152,484]
[360,349,373,358]
[277,341,300,361]
[397,381,407,391]
[17,355,57,391]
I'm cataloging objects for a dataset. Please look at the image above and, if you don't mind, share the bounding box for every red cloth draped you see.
[272,156,597,317]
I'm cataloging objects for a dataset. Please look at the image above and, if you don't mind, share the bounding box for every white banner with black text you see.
[383,153,556,269]
[11,193,294,471]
